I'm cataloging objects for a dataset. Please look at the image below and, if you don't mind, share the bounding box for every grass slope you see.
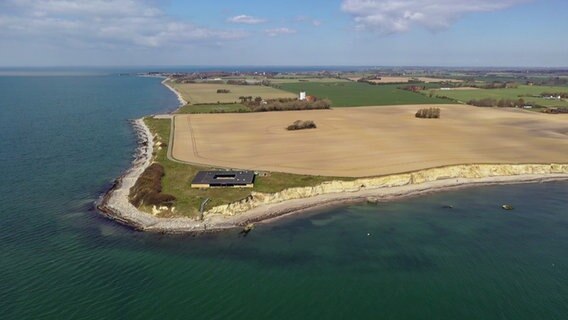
[431,85,568,107]
[144,118,351,218]
[278,82,452,107]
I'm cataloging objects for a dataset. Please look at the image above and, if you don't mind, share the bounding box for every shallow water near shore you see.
[1,74,568,319]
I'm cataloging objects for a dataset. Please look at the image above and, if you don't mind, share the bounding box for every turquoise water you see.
[1,75,567,319]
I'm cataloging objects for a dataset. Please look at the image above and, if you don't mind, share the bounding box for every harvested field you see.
[171,105,568,177]
[167,81,296,104]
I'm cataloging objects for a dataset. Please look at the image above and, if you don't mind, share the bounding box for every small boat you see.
[501,204,514,210]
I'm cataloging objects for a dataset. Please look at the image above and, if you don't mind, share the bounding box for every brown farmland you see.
[167,82,296,104]
[171,105,568,177]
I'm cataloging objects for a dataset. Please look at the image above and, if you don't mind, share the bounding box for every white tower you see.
[299,91,307,100]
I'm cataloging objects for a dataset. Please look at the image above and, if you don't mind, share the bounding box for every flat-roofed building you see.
[191,170,255,188]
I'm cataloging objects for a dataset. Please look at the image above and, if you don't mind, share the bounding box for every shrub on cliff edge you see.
[130,163,176,208]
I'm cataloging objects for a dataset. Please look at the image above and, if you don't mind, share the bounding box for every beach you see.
[162,78,188,107]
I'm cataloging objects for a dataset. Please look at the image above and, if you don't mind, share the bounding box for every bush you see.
[129,163,176,208]
[415,107,441,119]
[217,89,230,94]
[467,98,525,108]
[287,120,317,131]
[249,99,331,112]
[543,107,568,114]
[541,92,568,99]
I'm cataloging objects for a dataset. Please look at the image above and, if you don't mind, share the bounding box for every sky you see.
[0,0,567,67]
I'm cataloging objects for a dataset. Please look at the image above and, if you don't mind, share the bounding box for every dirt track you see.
[171,105,568,177]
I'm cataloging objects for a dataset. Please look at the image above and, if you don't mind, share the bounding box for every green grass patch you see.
[176,103,250,114]
[143,118,352,218]
[277,82,452,107]
[431,85,568,107]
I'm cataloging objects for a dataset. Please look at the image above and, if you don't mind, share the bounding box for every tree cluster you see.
[474,82,518,89]
[400,85,426,92]
[129,163,176,208]
[467,98,525,108]
[531,77,568,86]
[249,99,332,112]
[287,120,317,131]
[541,92,568,99]
[543,107,568,114]
[415,107,441,119]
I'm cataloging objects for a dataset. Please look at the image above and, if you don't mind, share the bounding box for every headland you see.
[99,70,568,233]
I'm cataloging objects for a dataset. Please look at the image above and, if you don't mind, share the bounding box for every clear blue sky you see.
[0,0,566,67]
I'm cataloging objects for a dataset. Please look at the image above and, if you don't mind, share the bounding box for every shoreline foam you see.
[97,116,568,234]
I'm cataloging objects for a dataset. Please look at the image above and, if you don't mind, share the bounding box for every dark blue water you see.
[1,74,567,319]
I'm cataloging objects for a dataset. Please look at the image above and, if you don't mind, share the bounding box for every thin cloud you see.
[296,16,322,27]
[341,0,530,34]
[0,0,247,48]
[265,28,297,37]
[228,14,266,24]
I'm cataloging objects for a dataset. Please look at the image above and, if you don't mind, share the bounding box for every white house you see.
[299,91,306,100]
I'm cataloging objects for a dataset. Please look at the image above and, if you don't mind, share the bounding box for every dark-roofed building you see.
[191,170,255,188]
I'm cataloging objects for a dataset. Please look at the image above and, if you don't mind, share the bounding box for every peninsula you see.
[98,68,568,233]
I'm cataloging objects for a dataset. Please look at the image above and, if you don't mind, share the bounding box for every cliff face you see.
[206,164,568,217]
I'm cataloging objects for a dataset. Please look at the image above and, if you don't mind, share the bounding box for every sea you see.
[0,69,567,319]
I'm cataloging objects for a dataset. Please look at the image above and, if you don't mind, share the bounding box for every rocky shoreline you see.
[96,117,568,234]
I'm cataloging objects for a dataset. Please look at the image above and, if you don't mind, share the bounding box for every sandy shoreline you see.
[97,116,568,234]
[161,78,188,107]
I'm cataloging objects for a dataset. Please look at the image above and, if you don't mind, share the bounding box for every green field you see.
[278,82,453,107]
[176,103,250,114]
[431,85,568,107]
[142,118,351,218]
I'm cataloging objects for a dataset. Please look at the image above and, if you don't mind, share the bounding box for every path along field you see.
[171,105,568,177]
[278,82,452,107]
[166,81,296,104]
